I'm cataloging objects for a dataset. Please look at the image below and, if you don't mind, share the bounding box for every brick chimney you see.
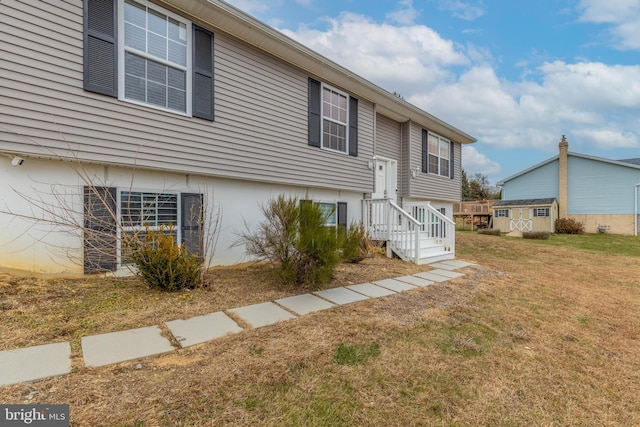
[558,135,569,218]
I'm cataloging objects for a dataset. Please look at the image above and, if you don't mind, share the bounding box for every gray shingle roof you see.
[620,158,640,166]
[494,198,556,207]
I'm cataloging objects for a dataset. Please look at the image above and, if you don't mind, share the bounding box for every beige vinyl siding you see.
[408,123,462,201]
[401,121,411,198]
[0,0,373,193]
[374,113,402,195]
[375,114,401,161]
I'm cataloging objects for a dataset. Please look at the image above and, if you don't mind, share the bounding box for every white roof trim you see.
[161,0,476,144]
[497,151,640,186]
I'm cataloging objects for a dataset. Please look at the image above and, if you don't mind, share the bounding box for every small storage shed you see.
[492,198,558,233]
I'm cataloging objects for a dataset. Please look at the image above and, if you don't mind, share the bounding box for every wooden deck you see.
[453,201,496,231]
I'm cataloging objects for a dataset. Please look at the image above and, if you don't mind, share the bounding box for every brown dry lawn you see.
[1,232,640,426]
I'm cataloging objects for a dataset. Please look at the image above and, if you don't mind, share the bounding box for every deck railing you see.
[403,201,456,253]
[362,199,455,263]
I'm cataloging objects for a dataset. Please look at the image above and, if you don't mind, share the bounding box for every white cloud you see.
[435,0,485,21]
[280,10,640,164]
[280,12,468,95]
[577,0,640,49]
[386,0,420,25]
[462,146,501,177]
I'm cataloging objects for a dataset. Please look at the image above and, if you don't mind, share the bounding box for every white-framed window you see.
[427,132,450,177]
[119,0,191,114]
[317,202,337,227]
[533,208,549,217]
[495,209,509,218]
[119,191,179,261]
[321,84,349,154]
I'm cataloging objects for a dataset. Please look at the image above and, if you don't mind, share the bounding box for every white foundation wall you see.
[0,158,364,276]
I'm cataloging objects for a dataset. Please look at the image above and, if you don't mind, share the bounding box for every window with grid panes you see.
[428,132,450,177]
[122,0,189,113]
[321,85,348,153]
[120,191,178,260]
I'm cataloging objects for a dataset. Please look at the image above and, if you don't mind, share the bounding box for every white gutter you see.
[167,0,476,144]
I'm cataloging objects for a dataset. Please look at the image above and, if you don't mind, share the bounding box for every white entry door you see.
[372,157,398,202]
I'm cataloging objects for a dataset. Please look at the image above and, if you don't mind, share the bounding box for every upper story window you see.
[84,0,214,120]
[321,86,349,153]
[308,78,358,157]
[428,132,450,177]
[422,130,454,178]
[122,0,189,113]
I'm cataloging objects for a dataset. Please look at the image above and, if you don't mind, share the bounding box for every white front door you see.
[372,158,397,202]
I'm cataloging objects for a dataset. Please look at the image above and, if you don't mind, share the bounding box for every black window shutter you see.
[450,141,455,179]
[337,202,348,232]
[84,0,118,97]
[421,129,428,173]
[308,78,321,148]
[181,193,204,257]
[348,97,358,157]
[193,25,214,121]
[84,186,117,274]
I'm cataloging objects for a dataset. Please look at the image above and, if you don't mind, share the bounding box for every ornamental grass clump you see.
[239,195,369,288]
[128,225,203,291]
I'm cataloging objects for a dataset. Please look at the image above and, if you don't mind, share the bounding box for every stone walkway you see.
[0,260,475,387]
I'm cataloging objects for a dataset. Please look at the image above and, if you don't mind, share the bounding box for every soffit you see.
[160,0,476,144]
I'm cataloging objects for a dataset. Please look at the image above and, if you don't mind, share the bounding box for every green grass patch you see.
[522,233,640,257]
[458,229,640,258]
[334,342,381,365]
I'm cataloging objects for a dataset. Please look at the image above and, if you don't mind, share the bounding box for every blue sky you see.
[225,0,640,184]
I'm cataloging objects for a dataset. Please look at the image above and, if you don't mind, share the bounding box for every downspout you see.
[399,120,403,198]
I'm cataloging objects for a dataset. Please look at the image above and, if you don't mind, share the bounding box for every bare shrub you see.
[523,231,551,240]
[127,225,203,291]
[478,228,501,236]
[555,217,585,234]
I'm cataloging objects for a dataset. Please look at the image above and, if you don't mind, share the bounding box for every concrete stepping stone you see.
[429,269,464,279]
[228,302,296,328]
[166,311,243,348]
[413,271,451,282]
[81,326,174,367]
[313,287,369,305]
[440,260,475,268]
[346,283,397,297]
[394,275,433,287]
[427,262,459,271]
[372,278,417,292]
[275,294,335,316]
[0,342,71,386]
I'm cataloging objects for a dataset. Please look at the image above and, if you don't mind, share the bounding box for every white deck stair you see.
[362,199,456,264]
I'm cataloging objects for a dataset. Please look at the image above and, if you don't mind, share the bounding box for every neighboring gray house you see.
[497,137,640,235]
[0,0,475,276]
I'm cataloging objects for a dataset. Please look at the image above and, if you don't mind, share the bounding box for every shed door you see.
[510,208,532,232]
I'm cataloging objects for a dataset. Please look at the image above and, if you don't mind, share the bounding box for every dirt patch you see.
[0,253,433,353]
[3,233,640,426]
